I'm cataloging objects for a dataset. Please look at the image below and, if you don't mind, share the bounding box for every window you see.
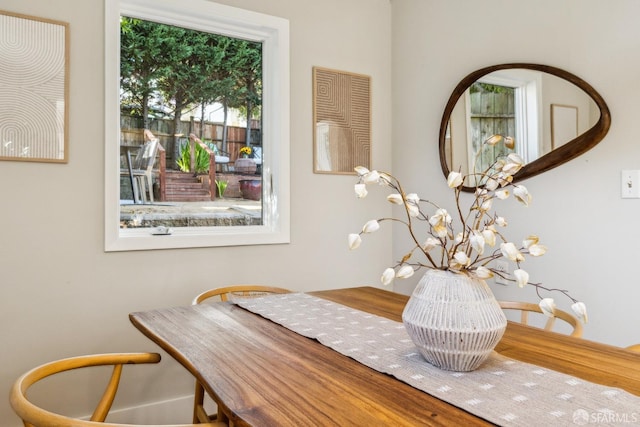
[466,71,542,175]
[105,0,290,251]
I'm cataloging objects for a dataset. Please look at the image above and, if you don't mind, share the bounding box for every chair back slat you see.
[499,301,583,338]
[90,364,123,421]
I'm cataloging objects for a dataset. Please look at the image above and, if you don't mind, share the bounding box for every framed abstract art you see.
[0,10,69,163]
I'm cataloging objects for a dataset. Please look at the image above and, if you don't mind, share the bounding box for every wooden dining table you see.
[129,287,640,426]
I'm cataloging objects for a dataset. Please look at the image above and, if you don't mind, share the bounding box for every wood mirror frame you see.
[439,63,611,192]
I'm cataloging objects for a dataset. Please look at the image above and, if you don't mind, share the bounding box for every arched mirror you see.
[439,63,611,191]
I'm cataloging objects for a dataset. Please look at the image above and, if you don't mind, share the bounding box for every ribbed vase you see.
[402,269,507,372]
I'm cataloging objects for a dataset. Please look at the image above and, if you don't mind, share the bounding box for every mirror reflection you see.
[440,64,611,191]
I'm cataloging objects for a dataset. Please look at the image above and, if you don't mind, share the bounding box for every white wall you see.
[0,0,392,424]
[392,0,640,346]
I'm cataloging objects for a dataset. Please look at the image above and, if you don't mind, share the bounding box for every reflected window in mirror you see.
[468,82,517,176]
[105,0,290,251]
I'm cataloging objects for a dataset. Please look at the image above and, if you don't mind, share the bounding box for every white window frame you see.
[104,0,290,251]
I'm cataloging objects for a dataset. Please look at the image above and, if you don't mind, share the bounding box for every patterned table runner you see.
[236,293,640,427]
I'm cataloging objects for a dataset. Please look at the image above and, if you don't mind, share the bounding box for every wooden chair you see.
[131,130,160,203]
[10,352,225,427]
[191,285,292,424]
[499,301,584,338]
[626,344,640,352]
[192,285,291,305]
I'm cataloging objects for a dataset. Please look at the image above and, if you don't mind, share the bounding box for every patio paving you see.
[120,198,262,228]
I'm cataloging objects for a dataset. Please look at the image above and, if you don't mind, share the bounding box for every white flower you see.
[363,170,381,184]
[513,185,532,206]
[387,193,403,204]
[362,220,380,233]
[470,231,485,255]
[528,244,547,257]
[485,134,503,145]
[482,228,496,246]
[406,203,420,217]
[404,193,421,217]
[500,242,525,262]
[447,171,463,188]
[406,193,420,204]
[485,177,499,191]
[539,298,556,318]
[495,216,508,227]
[495,189,510,200]
[381,268,395,285]
[502,153,525,175]
[571,301,588,324]
[423,237,441,251]
[507,152,524,164]
[450,251,471,269]
[479,198,493,212]
[354,183,368,198]
[354,166,370,176]
[348,233,362,250]
[396,265,414,279]
[475,266,494,279]
[496,173,514,187]
[429,208,451,238]
[523,235,539,248]
[513,269,529,288]
[503,136,515,149]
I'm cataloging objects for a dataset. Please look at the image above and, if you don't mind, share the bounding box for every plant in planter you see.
[176,141,210,174]
[215,179,228,198]
[239,146,252,158]
[348,135,587,371]
[235,146,257,174]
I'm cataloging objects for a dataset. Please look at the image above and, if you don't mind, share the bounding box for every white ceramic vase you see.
[402,269,507,372]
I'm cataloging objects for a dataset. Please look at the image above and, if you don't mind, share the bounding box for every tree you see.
[227,40,262,146]
[120,18,264,152]
[120,17,168,128]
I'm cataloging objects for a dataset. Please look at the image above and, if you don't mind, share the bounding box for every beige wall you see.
[392,0,640,345]
[4,0,640,424]
[0,0,392,424]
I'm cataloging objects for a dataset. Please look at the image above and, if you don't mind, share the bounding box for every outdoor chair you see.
[211,144,230,172]
[191,285,291,423]
[10,352,225,427]
[120,129,160,203]
[499,301,583,338]
[251,146,262,174]
[130,130,160,203]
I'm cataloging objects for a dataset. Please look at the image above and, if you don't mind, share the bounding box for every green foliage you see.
[215,180,228,198]
[470,82,515,95]
[176,142,211,174]
[120,17,263,131]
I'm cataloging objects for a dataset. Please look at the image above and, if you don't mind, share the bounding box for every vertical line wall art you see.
[0,10,69,163]
[313,67,371,174]
[550,104,578,150]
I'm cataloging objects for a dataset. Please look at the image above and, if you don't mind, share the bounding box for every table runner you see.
[236,293,640,427]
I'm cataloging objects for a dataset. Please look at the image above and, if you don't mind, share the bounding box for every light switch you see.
[621,170,640,198]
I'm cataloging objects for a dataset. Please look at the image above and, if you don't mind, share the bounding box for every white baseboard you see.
[105,394,204,424]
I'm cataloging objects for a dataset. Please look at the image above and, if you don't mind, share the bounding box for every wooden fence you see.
[120,115,261,169]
